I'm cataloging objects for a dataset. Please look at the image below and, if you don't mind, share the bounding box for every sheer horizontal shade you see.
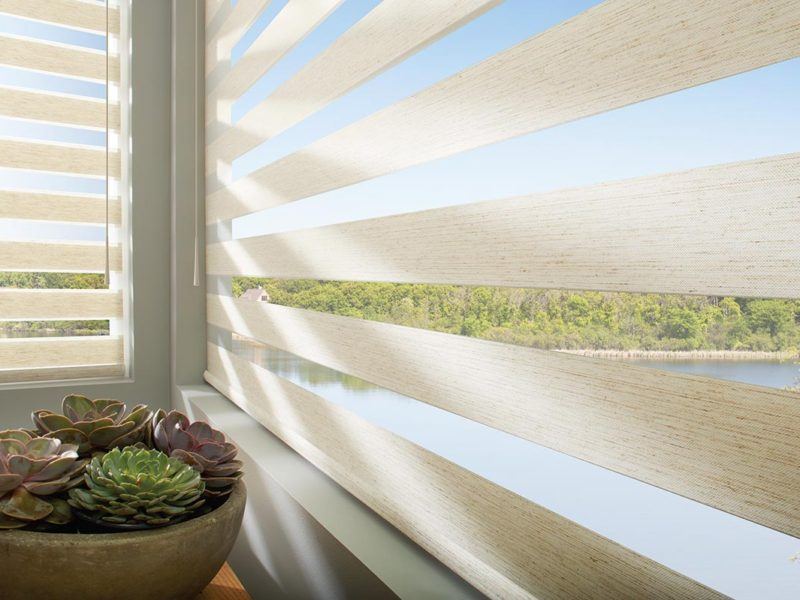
[206,0,342,128]
[0,138,120,178]
[205,0,227,27]
[0,363,124,385]
[206,0,499,170]
[205,0,267,77]
[0,241,122,273]
[0,288,121,320]
[0,33,120,83]
[209,296,800,538]
[206,344,721,600]
[0,336,122,373]
[0,86,120,130]
[207,154,800,299]
[0,0,120,35]
[0,190,121,224]
[206,0,800,222]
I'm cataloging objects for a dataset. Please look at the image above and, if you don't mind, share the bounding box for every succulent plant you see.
[68,446,205,528]
[152,410,243,497]
[0,429,86,529]
[33,394,152,456]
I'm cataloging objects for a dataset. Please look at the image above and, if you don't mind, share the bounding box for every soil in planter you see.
[17,494,231,534]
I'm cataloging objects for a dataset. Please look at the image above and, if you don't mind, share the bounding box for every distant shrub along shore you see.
[233,278,800,357]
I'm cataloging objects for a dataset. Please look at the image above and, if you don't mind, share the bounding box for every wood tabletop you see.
[197,563,251,600]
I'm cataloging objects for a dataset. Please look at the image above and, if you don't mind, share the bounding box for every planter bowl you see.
[0,481,246,600]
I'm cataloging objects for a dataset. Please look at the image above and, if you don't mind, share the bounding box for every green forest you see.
[0,273,108,335]
[3,272,798,354]
[233,278,800,354]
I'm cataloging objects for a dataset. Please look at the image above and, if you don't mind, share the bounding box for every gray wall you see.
[0,0,172,426]
[170,0,207,398]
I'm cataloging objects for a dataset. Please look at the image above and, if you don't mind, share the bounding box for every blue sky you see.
[1,4,799,595]
[227,0,800,239]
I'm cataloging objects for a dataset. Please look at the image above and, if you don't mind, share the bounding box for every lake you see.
[627,358,798,389]
[230,337,800,600]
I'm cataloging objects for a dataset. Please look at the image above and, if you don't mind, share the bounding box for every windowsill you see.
[0,376,134,393]
[176,384,481,600]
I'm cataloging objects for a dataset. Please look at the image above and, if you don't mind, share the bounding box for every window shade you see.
[0,0,126,384]
[203,1,800,597]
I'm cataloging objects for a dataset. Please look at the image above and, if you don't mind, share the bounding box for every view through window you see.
[0,2,128,383]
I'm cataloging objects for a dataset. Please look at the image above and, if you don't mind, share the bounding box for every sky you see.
[1,3,799,596]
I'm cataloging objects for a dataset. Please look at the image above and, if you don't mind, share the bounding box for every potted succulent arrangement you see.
[0,395,245,600]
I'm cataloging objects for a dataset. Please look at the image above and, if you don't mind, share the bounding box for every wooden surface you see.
[198,563,251,600]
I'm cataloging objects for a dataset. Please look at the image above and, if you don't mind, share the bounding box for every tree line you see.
[3,273,797,354]
[233,278,800,354]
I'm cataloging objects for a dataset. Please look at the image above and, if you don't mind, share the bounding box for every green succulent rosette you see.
[68,446,205,528]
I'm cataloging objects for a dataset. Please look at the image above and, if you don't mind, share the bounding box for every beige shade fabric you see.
[0,0,126,386]
[208,295,800,538]
[0,138,120,178]
[203,0,800,595]
[0,190,121,225]
[207,154,800,298]
[0,289,122,321]
[0,0,120,35]
[0,241,122,273]
[0,86,120,130]
[206,0,500,172]
[0,34,120,82]
[205,345,723,600]
[205,0,269,77]
[206,0,342,132]
[0,363,125,385]
[0,336,123,371]
[206,0,800,222]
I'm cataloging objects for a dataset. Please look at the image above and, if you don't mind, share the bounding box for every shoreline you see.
[560,349,797,361]
[231,333,795,362]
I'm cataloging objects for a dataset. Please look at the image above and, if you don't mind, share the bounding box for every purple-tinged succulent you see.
[152,410,243,497]
[33,395,152,456]
[0,429,86,529]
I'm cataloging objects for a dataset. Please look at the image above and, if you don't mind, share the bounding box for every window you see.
[203,1,800,597]
[0,1,129,384]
